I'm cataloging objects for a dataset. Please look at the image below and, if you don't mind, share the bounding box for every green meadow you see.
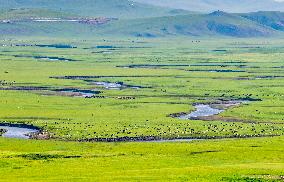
[0,136,284,181]
[0,37,284,181]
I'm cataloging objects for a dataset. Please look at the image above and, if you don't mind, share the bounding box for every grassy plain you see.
[0,37,284,181]
[0,137,283,181]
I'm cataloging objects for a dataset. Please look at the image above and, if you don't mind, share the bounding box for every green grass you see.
[0,136,283,181]
[0,37,284,180]
[0,38,284,140]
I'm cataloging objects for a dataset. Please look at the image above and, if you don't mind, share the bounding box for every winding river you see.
[0,126,39,139]
[0,100,246,141]
[179,104,224,119]
[178,100,246,120]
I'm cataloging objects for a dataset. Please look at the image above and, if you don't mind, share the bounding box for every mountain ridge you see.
[94,11,277,38]
[132,0,284,13]
[1,1,284,38]
[0,9,282,38]
[0,0,191,19]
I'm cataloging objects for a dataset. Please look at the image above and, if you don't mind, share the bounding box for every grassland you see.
[0,37,284,181]
[1,37,284,140]
[0,136,283,181]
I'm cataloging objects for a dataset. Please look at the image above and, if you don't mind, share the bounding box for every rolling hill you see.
[0,9,280,38]
[1,0,284,39]
[0,8,113,37]
[0,0,190,19]
[94,11,277,37]
[240,11,284,31]
[0,8,75,20]
[133,0,284,13]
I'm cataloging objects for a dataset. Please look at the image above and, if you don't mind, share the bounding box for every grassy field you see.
[0,37,284,181]
[0,136,283,181]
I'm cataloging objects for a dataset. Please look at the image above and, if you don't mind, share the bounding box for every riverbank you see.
[0,128,6,136]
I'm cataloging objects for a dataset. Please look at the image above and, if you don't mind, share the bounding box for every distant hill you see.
[133,0,284,13]
[94,11,277,37]
[0,10,280,38]
[0,21,99,37]
[0,8,114,37]
[240,11,284,31]
[0,8,74,20]
[0,0,191,19]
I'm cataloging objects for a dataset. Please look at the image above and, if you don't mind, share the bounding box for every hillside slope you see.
[0,0,190,19]
[240,11,284,31]
[0,9,282,38]
[0,8,75,20]
[133,0,284,13]
[0,8,112,37]
[95,11,277,37]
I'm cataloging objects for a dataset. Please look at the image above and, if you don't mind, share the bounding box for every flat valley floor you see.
[0,37,283,181]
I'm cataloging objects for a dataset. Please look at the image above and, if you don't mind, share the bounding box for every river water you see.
[0,126,39,139]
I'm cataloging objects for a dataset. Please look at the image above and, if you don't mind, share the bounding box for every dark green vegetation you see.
[0,136,283,181]
[0,128,6,135]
